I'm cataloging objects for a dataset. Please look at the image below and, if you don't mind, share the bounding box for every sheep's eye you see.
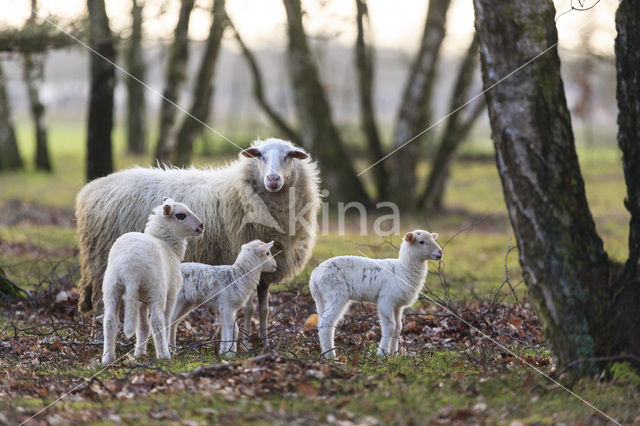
[175,213,187,220]
[419,241,425,245]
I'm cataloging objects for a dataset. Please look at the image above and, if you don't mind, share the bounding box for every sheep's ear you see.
[287,150,308,160]
[241,148,261,158]
[163,203,173,217]
[431,232,438,240]
[404,232,414,243]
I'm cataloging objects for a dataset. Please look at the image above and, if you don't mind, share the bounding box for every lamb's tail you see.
[122,280,139,339]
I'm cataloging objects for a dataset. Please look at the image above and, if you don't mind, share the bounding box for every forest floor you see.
[0,129,639,424]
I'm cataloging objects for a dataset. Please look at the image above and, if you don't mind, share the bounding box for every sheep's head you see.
[401,230,442,262]
[241,240,277,273]
[162,197,205,237]
[241,139,309,192]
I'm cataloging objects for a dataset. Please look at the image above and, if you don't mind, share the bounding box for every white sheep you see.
[76,138,321,348]
[309,230,442,359]
[101,198,204,364]
[169,240,277,357]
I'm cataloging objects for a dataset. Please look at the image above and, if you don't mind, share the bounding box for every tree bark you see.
[420,34,483,210]
[86,0,115,181]
[386,0,450,209]
[230,20,301,144]
[154,0,195,163]
[282,0,371,204]
[0,63,23,172]
[474,0,619,373]
[126,0,146,154]
[355,0,386,200]
[175,0,228,167]
[613,0,640,361]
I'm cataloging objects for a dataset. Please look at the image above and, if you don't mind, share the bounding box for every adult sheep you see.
[76,138,321,346]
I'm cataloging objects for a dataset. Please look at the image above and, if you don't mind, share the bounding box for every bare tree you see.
[126,0,146,154]
[282,0,371,204]
[22,0,51,172]
[154,0,195,162]
[386,0,450,208]
[174,0,228,167]
[0,63,23,172]
[474,0,639,373]
[230,20,301,144]
[420,35,484,210]
[86,0,115,181]
[354,0,386,199]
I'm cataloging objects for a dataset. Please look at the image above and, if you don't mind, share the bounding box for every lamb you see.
[169,240,277,357]
[309,230,443,359]
[101,198,204,364]
[76,138,321,347]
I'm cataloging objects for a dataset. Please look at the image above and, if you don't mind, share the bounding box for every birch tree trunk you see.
[175,0,228,167]
[0,63,23,172]
[154,0,194,162]
[126,0,146,154]
[282,0,370,204]
[386,0,450,209]
[86,0,115,181]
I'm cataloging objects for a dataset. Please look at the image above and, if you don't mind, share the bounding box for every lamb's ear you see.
[431,232,438,240]
[255,241,274,255]
[241,148,261,158]
[287,150,308,160]
[163,203,173,217]
[404,232,415,243]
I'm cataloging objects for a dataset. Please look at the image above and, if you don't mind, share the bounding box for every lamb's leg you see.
[377,299,396,357]
[150,303,171,360]
[232,321,239,353]
[241,297,253,350]
[134,303,150,357]
[219,307,236,358]
[169,298,190,347]
[164,290,178,353]
[257,279,271,349]
[390,306,404,354]
[101,292,120,364]
[318,298,349,360]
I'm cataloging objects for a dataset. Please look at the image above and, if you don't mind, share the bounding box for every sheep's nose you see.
[199,222,204,230]
[265,174,282,190]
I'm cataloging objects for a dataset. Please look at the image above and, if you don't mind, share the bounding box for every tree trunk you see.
[355,0,386,200]
[0,63,23,172]
[22,52,51,171]
[175,0,228,167]
[86,0,115,181]
[420,34,483,210]
[154,0,195,163]
[126,0,146,154]
[613,0,640,361]
[230,20,301,144]
[282,0,371,204]
[386,0,450,209]
[474,0,618,373]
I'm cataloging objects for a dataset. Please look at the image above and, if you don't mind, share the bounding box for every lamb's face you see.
[162,198,205,237]
[402,230,442,261]
[241,240,277,273]
[241,139,309,192]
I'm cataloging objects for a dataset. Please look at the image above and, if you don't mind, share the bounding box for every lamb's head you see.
[239,240,277,273]
[241,138,309,192]
[400,230,442,262]
[161,197,205,237]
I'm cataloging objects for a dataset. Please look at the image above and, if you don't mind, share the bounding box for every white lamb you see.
[309,230,443,359]
[101,198,204,364]
[169,240,277,357]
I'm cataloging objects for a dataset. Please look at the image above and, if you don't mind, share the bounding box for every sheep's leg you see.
[219,307,236,358]
[134,303,150,357]
[390,306,404,354]
[318,298,349,360]
[150,303,171,360]
[241,298,253,350]
[101,292,120,364]
[377,299,396,357]
[257,279,271,349]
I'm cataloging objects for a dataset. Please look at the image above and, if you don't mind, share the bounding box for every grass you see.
[1,121,637,424]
